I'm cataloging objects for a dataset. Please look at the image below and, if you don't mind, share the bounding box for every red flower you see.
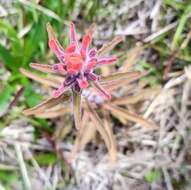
[47,23,117,99]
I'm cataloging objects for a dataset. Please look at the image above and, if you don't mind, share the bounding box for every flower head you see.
[46,23,117,99]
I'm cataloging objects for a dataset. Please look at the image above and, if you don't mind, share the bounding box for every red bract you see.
[47,23,117,99]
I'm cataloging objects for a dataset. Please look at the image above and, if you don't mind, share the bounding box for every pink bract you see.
[48,22,117,99]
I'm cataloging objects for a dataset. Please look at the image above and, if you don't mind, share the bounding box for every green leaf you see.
[0,85,14,116]
[23,19,46,66]
[0,170,17,186]
[34,153,56,166]
[0,44,18,72]
[0,20,22,54]
[145,169,162,183]
[171,5,191,50]
[164,0,185,10]
[24,86,43,107]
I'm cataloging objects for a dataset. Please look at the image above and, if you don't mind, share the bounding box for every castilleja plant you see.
[21,22,156,161]
[46,22,117,99]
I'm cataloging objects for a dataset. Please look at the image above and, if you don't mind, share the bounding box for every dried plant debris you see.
[70,67,191,190]
[94,0,163,41]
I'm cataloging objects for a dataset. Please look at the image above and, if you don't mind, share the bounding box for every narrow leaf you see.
[23,19,45,65]
[102,71,147,91]
[171,5,191,51]
[86,101,111,150]
[30,63,55,73]
[122,44,143,71]
[23,93,70,116]
[103,110,117,162]
[0,85,14,116]
[75,112,96,152]
[20,68,60,88]
[69,131,84,161]
[0,43,17,71]
[97,36,123,57]
[103,103,157,128]
[72,90,82,130]
[37,107,70,118]
[69,112,89,161]
[100,71,141,83]
[112,87,160,105]
[91,81,111,100]
[18,0,62,22]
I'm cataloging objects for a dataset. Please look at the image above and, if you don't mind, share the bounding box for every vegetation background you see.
[0,0,191,189]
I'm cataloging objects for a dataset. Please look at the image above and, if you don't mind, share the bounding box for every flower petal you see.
[70,22,78,46]
[47,22,65,61]
[77,77,89,89]
[65,43,76,53]
[88,48,97,58]
[86,58,97,72]
[48,39,65,58]
[80,33,92,59]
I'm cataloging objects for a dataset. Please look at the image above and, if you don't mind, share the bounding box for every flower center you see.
[65,53,83,74]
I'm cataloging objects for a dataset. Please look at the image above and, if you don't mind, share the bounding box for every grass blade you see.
[15,144,32,190]
[0,43,17,71]
[171,5,191,51]
[18,0,62,22]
